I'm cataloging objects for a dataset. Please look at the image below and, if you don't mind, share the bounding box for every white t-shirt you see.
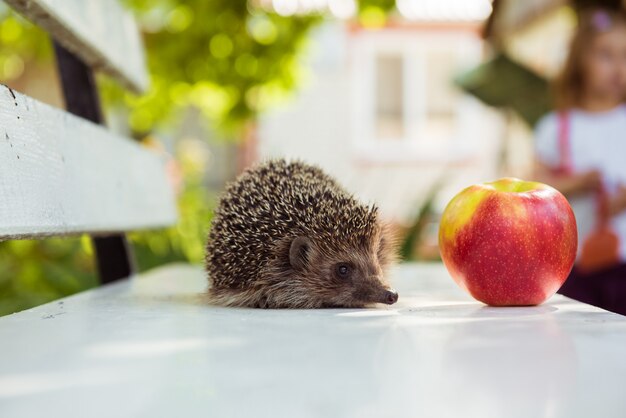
[534,105,626,261]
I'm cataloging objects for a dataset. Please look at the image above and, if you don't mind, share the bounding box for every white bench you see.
[1,0,176,284]
[1,263,625,418]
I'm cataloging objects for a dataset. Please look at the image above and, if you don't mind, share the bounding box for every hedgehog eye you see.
[336,263,351,278]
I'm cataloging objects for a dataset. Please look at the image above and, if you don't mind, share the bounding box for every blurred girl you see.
[535,8,626,315]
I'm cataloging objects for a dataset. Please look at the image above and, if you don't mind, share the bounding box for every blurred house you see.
[257,2,505,230]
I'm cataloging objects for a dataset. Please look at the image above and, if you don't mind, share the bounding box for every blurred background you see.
[0,0,606,315]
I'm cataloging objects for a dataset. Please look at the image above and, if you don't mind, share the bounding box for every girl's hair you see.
[554,8,626,109]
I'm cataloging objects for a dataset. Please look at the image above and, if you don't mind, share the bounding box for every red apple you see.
[438,178,577,306]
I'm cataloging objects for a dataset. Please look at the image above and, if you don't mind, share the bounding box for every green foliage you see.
[129,138,215,270]
[103,0,399,133]
[0,5,52,81]
[2,1,397,133]
[0,237,97,316]
[100,0,322,134]
[358,0,396,28]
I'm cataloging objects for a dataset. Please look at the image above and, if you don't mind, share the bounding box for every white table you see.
[1,263,625,418]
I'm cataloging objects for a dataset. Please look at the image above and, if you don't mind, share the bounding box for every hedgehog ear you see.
[289,236,312,270]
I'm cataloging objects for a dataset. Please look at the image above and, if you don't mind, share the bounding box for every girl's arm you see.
[608,185,626,217]
[536,160,626,217]
[534,161,602,197]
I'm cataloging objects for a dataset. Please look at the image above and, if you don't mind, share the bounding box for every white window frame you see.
[350,28,483,163]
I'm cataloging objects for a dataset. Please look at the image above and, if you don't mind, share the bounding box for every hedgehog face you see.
[288,235,398,308]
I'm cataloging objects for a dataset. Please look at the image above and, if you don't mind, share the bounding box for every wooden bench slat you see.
[4,0,149,93]
[0,85,177,240]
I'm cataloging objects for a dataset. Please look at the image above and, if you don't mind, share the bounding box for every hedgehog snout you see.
[356,276,398,306]
[381,289,399,305]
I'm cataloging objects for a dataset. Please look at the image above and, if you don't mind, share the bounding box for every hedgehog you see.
[205,159,398,309]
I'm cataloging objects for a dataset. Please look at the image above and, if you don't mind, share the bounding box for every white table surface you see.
[0,263,625,418]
